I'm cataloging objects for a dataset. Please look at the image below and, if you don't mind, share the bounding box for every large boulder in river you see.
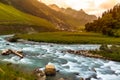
[44,64,56,76]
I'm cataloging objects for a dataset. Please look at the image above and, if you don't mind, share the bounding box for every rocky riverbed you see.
[0,35,120,80]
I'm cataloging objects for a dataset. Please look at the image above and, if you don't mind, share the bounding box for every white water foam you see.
[3,56,32,64]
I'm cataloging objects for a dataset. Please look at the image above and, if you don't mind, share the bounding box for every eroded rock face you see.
[44,64,56,76]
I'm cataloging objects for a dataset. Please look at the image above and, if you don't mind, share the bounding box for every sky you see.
[40,0,120,17]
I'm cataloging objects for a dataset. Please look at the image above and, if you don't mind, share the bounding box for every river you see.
[0,35,120,80]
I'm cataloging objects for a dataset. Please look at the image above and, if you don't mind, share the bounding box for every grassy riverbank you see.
[0,62,36,80]
[15,32,120,44]
[90,44,120,61]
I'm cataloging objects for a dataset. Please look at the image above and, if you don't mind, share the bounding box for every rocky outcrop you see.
[44,64,56,76]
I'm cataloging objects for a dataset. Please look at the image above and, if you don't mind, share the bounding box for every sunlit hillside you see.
[0,1,56,34]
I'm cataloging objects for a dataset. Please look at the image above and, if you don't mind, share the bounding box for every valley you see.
[0,0,120,80]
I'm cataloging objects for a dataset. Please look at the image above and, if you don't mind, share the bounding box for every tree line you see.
[85,4,120,37]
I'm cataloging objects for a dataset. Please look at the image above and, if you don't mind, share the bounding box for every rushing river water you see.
[0,35,120,80]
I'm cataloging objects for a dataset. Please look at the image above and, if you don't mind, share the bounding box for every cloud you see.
[100,0,118,9]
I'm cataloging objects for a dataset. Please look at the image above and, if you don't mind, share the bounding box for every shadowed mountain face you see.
[49,4,97,25]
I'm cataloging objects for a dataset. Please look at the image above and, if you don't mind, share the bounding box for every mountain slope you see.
[0,1,56,34]
[1,0,85,30]
[49,4,97,25]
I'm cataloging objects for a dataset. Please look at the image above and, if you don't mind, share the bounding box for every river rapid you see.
[0,35,120,80]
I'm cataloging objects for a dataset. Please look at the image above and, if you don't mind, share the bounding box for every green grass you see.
[0,62,36,80]
[90,45,120,61]
[15,32,120,44]
[0,2,56,34]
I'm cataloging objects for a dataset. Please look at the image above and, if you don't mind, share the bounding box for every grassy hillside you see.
[0,2,56,34]
[15,32,120,44]
[3,0,83,31]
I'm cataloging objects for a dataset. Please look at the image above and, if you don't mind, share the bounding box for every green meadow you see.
[15,32,120,44]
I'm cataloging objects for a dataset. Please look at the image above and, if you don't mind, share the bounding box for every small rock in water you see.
[6,37,17,42]
[85,73,97,80]
[1,49,12,55]
[56,69,60,72]
[73,72,79,75]
[58,78,65,80]
[6,43,10,45]
[85,77,91,80]
[34,68,46,80]
[50,45,53,47]
[80,77,84,80]
[90,67,96,72]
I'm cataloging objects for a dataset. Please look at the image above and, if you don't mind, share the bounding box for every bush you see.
[99,44,108,51]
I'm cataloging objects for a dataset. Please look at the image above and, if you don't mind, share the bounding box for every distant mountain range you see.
[49,4,97,25]
[0,0,97,34]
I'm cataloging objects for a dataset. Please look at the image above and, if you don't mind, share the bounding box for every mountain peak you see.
[49,5,97,24]
[49,4,61,11]
[79,9,85,13]
[49,4,59,8]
